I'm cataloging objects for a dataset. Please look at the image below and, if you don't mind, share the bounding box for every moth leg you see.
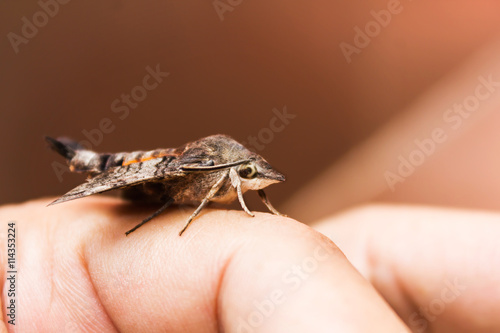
[258,189,286,216]
[229,168,254,217]
[125,198,174,236]
[178,199,209,236]
[179,171,229,236]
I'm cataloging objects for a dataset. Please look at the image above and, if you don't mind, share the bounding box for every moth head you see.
[237,158,285,190]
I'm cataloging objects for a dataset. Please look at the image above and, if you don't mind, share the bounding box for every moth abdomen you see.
[46,136,109,174]
[45,136,77,160]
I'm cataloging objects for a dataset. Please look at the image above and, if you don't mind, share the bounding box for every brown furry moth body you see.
[46,134,285,236]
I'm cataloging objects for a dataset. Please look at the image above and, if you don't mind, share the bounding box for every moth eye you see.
[238,164,257,179]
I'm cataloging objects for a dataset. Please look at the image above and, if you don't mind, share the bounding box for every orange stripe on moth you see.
[122,153,177,166]
[122,156,157,166]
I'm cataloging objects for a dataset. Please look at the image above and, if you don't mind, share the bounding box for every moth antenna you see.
[181,159,252,172]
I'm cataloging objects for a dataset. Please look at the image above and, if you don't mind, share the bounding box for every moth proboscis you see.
[46,134,286,236]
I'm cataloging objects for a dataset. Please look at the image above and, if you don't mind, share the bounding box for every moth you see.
[46,134,285,236]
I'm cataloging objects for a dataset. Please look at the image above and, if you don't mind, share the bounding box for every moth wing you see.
[49,157,182,205]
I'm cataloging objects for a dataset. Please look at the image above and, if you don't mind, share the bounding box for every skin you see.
[0,197,408,333]
[315,205,500,332]
[2,199,500,332]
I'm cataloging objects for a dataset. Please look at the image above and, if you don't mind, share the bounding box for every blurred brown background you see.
[2,1,500,213]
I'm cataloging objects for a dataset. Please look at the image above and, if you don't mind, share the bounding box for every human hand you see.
[0,197,408,332]
[314,204,500,333]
